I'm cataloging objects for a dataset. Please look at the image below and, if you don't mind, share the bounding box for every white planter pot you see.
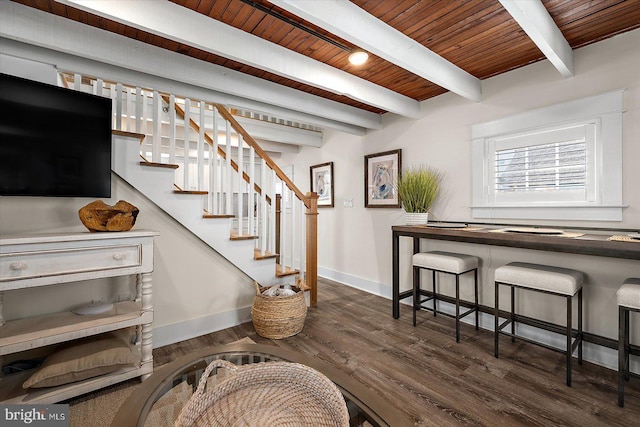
[405,212,429,226]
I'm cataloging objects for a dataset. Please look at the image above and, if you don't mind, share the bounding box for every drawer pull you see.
[9,262,28,271]
[113,253,126,261]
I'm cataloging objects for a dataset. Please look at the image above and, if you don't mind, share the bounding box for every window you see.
[471,91,624,221]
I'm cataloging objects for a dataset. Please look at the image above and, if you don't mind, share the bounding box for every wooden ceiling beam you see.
[499,0,574,77]
[270,0,483,102]
[55,0,420,118]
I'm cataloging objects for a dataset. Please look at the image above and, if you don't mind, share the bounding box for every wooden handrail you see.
[214,105,318,305]
[160,95,271,205]
[214,104,312,209]
[138,91,318,305]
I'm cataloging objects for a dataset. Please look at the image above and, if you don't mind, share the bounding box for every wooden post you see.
[305,192,319,306]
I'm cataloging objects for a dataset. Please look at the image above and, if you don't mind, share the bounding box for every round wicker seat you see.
[176,359,349,426]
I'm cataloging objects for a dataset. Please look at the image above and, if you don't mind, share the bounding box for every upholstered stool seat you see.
[617,277,640,407]
[413,251,478,274]
[413,251,479,342]
[494,262,584,386]
[618,279,640,310]
[494,262,582,295]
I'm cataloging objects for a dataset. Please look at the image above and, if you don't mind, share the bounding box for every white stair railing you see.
[60,72,318,304]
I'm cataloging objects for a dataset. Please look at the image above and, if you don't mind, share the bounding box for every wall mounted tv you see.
[0,73,112,197]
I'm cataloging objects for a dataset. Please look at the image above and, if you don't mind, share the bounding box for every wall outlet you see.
[343,198,354,208]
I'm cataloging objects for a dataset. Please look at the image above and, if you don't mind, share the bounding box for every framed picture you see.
[364,149,402,208]
[310,162,334,207]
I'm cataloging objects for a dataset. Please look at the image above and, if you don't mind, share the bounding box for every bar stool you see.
[494,262,583,386]
[413,251,479,342]
[618,277,640,407]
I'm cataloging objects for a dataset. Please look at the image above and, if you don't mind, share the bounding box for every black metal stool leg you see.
[618,305,626,407]
[566,295,572,387]
[432,270,437,317]
[578,288,583,365]
[494,281,499,358]
[474,269,479,330]
[624,307,630,382]
[511,286,515,343]
[455,274,460,343]
[413,266,419,327]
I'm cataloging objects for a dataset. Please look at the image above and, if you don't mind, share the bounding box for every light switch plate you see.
[343,198,354,208]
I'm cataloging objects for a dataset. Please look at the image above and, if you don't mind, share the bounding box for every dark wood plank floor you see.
[153,278,640,426]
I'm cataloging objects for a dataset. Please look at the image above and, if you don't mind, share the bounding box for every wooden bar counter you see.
[392,223,640,319]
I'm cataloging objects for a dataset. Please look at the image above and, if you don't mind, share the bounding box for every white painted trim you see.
[318,266,393,299]
[0,2,378,132]
[471,90,624,221]
[472,206,624,221]
[57,0,420,118]
[471,90,624,138]
[235,116,323,148]
[153,306,252,348]
[271,0,482,102]
[499,0,573,77]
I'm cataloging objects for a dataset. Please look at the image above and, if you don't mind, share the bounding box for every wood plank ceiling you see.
[11,0,640,115]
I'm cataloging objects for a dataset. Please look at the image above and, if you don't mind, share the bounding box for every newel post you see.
[305,192,319,306]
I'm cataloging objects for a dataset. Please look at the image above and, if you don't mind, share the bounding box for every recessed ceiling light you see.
[348,49,369,66]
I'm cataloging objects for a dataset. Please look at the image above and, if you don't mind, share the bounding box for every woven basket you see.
[251,281,307,339]
[175,359,349,427]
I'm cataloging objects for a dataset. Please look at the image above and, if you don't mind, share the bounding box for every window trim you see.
[471,90,624,221]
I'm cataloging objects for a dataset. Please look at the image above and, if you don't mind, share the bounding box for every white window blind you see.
[488,123,595,205]
[495,140,586,193]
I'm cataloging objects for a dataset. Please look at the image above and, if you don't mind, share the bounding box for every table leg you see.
[392,231,400,318]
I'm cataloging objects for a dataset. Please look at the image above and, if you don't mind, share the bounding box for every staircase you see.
[63,72,318,304]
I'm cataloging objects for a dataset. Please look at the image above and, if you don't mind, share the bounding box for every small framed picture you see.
[310,162,334,207]
[364,149,401,208]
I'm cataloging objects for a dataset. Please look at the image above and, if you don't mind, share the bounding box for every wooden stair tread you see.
[275,264,299,277]
[139,161,179,169]
[203,214,235,219]
[173,190,208,195]
[254,249,277,260]
[230,232,259,241]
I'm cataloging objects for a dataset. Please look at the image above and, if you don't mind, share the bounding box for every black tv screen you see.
[0,73,112,197]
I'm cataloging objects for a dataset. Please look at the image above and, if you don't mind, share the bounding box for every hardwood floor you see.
[153,278,640,426]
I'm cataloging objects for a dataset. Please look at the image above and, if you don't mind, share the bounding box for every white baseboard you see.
[153,306,252,348]
[318,266,639,375]
[318,266,394,299]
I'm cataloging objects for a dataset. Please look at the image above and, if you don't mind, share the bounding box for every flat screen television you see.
[0,73,112,197]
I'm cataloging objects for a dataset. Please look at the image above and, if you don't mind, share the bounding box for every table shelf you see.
[0,301,152,355]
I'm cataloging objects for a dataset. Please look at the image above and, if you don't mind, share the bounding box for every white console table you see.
[0,230,158,404]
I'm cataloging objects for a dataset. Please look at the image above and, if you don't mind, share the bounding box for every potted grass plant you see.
[396,165,443,225]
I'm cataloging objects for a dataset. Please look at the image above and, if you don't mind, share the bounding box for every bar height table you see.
[392,224,640,319]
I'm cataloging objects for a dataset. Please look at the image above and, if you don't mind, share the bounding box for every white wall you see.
[0,176,255,348]
[279,29,640,370]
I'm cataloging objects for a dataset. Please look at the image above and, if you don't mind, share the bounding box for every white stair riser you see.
[112,134,284,286]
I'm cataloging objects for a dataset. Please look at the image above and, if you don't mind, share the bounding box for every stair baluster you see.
[152,90,161,163]
[183,99,191,191]
[197,101,205,191]
[135,86,143,134]
[61,72,318,304]
[168,94,177,165]
[210,108,219,215]
[225,119,232,216]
